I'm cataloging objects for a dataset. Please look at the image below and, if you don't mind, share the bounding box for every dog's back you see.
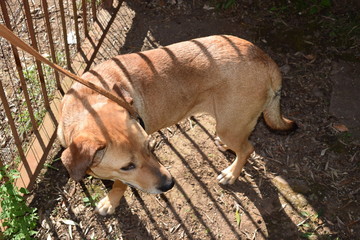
[78,35,284,133]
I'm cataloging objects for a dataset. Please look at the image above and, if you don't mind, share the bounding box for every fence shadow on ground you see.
[182,118,300,239]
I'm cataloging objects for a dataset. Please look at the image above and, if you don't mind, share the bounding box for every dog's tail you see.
[263,67,297,132]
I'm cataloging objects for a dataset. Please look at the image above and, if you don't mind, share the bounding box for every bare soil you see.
[29,1,359,239]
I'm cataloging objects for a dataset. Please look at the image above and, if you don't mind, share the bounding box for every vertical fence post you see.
[0,1,39,132]
[71,0,81,51]
[82,0,88,36]
[59,0,72,71]
[0,77,31,178]
[22,0,51,110]
[41,0,63,94]
[91,0,97,22]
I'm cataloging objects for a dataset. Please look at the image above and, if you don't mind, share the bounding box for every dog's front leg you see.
[95,180,127,215]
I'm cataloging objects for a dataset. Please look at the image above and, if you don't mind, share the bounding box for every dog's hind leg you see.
[215,117,258,185]
[95,180,128,215]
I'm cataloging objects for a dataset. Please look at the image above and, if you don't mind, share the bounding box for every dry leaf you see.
[304,54,316,60]
[332,123,349,132]
[60,219,78,226]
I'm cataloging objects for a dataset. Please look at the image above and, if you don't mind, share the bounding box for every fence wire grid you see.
[0,0,100,186]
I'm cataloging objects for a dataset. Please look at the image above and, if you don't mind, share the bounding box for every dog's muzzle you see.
[157,176,175,192]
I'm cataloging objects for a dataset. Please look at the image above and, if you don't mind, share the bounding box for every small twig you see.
[350,151,358,162]
[170,223,181,234]
[203,211,214,223]
[188,117,194,129]
[297,216,310,226]
[251,228,258,240]
[264,156,284,165]
[241,230,251,239]
[154,195,165,208]
[347,218,360,227]
[278,203,288,212]
[337,216,345,226]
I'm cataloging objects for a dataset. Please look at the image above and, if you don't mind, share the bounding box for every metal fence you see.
[0,0,102,190]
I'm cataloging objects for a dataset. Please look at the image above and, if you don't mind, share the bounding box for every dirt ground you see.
[29,0,359,239]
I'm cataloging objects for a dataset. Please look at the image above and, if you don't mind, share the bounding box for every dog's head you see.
[59,99,174,194]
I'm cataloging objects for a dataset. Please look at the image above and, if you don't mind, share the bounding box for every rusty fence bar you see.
[82,0,88,36]
[71,0,81,51]
[22,0,50,110]
[59,0,72,71]
[0,75,31,178]
[91,0,97,21]
[41,0,63,94]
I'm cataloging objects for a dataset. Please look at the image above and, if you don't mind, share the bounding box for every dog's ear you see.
[112,83,133,105]
[61,134,106,181]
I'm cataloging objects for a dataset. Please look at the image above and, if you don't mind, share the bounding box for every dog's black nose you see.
[157,178,175,192]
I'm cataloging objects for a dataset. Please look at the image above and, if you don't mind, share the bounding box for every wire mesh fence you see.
[0,0,100,188]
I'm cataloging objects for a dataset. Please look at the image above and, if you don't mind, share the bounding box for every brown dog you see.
[57,35,296,215]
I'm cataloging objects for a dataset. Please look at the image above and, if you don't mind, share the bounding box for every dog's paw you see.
[215,137,229,152]
[95,196,118,216]
[217,168,237,185]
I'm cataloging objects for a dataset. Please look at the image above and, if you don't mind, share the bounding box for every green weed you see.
[0,167,38,239]
[268,0,359,59]
[17,54,59,138]
[216,0,238,10]
[83,193,100,207]
[55,51,66,67]
[77,0,99,10]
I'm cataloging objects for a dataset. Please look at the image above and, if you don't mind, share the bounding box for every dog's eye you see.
[120,163,136,171]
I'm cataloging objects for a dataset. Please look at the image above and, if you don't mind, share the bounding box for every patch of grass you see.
[325,131,356,154]
[83,194,100,207]
[270,0,331,15]
[55,51,66,67]
[0,166,38,239]
[17,65,47,136]
[268,0,359,54]
[83,192,101,207]
[22,65,42,101]
[14,156,21,165]
[16,52,60,142]
[296,210,333,239]
[82,177,105,207]
[328,16,360,53]
[215,0,238,10]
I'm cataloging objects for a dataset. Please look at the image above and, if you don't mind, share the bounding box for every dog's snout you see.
[157,177,175,192]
